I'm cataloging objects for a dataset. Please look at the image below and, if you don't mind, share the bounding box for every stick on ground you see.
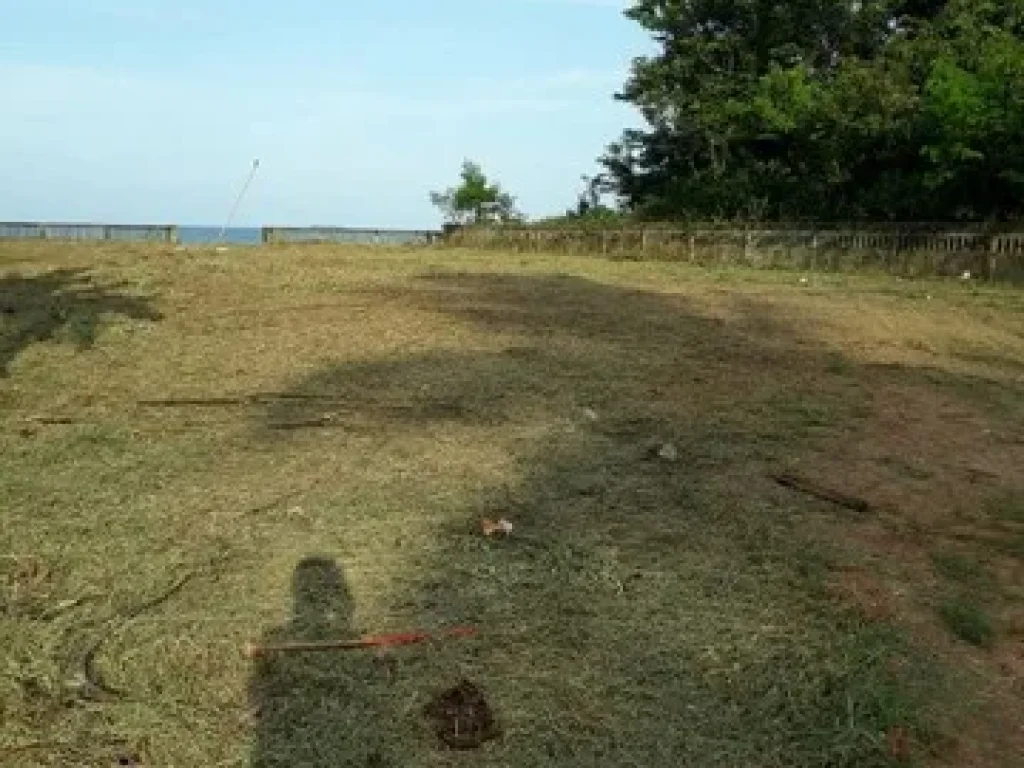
[773,473,872,514]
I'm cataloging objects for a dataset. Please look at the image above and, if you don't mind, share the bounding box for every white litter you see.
[657,443,680,462]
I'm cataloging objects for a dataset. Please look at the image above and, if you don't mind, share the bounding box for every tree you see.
[430,161,521,225]
[600,0,1024,221]
[565,175,619,219]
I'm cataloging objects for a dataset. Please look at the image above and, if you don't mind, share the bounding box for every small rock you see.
[645,440,680,462]
[582,408,599,422]
[657,443,680,462]
[961,270,972,281]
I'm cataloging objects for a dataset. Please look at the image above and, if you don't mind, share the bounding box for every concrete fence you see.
[448,226,1024,282]
[0,222,179,243]
[0,222,442,247]
[6,220,1024,282]
[262,226,442,245]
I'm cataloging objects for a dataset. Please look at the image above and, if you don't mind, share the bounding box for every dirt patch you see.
[424,681,500,750]
[829,566,898,622]
[808,378,1024,766]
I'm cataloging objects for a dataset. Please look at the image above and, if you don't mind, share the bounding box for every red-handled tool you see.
[243,627,477,658]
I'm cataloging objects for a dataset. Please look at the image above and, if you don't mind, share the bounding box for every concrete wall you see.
[0,222,178,243]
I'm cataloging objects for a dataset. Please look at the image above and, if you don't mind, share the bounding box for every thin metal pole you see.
[218,159,260,244]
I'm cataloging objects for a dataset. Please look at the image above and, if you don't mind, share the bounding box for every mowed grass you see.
[2,240,1023,767]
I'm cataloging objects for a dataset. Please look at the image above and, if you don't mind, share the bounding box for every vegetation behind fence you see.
[262,226,441,245]
[448,225,1024,282]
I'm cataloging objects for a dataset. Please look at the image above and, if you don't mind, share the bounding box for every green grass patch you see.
[930,550,989,585]
[937,598,996,648]
[987,491,1024,524]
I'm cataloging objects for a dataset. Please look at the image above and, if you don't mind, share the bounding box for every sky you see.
[0,0,649,228]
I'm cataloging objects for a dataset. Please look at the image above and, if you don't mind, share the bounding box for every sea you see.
[176,226,434,246]
[178,226,262,245]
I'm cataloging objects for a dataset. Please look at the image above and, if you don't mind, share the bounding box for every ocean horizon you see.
[179,226,261,245]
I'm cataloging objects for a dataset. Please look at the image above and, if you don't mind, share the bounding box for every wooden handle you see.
[243,627,477,659]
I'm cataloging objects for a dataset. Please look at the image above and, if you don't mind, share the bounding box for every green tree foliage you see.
[430,161,521,225]
[559,175,621,222]
[602,0,1024,221]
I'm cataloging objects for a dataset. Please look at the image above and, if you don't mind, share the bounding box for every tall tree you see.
[430,161,520,225]
[602,0,1024,221]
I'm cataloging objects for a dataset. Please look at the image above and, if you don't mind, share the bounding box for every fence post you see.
[689,235,695,263]
[602,231,609,256]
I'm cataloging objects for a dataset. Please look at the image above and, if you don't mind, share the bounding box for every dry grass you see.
[1,240,1023,767]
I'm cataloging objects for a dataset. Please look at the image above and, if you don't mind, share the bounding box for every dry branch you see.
[773,473,872,514]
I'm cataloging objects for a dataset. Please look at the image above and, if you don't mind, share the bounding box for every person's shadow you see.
[249,557,392,768]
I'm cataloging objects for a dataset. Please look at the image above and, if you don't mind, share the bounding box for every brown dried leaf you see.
[480,519,513,538]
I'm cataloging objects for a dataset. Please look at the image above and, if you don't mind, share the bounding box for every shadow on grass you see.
[249,272,1012,766]
[260,352,528,433]
[250,557,395,768]
[0,268,162,376]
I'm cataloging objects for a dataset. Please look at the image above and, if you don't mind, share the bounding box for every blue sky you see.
[1,0,648,228]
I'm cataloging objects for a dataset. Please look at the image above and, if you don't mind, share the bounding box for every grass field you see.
[1,240,1022,767]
